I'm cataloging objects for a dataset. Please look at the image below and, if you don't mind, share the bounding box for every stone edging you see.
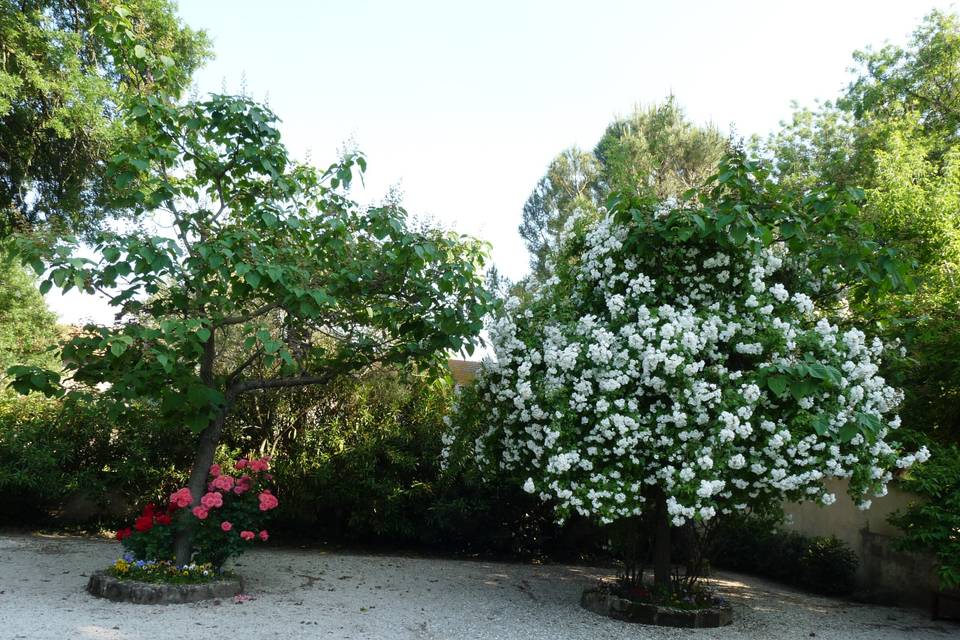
[581,587,733,628]
[86,570,243,604]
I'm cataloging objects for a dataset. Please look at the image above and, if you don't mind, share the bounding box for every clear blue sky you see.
[49,0,957,323]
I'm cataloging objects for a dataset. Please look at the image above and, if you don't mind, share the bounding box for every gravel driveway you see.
[0,533,954,640]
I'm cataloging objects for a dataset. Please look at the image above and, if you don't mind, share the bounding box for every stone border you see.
[86,571,244,604]
[581,587,733,628]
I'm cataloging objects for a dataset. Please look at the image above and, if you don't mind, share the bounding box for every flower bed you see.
[86,455,279,602]
[580,581,733,628]
[87,570,243,605]
[107,555,227,585]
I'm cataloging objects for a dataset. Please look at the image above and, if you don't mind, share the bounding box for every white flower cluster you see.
[445,210,923,527]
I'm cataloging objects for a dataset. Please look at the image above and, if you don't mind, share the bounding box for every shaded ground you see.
[0,533,954,639]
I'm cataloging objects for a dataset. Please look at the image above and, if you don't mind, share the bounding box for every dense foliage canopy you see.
[0,0,209,238]
[520,99,728,278]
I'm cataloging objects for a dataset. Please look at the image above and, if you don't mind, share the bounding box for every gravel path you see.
[0,533,954,640]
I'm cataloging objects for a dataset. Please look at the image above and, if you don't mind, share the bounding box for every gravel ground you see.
[0,533,954,640]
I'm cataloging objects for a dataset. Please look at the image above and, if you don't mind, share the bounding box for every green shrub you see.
[709,514,859,596]
[0,393,192,524]
[224,370,602,558]
[889,444,960,589]
[801,536,859,595]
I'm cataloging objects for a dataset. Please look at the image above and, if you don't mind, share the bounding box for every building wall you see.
[783,477,938,608]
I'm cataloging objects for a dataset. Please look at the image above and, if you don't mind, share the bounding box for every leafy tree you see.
[0,0,209,238]
[761,10,960,445]
[447,155,922,587]
[0,248,59,388]
[8,94,495,564]
[519,147,601,277]
[520,98,728,277]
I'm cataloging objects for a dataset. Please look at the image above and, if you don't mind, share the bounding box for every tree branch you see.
[215,302,280,328]
[229,371,337,397]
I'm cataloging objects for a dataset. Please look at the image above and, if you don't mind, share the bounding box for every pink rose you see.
[235,458,248,470]
[257,492,279,511]
[221,521,233,532]
[209,463,221,477]
[192,506,209,520]
[258,530,269,541]
[240,530,255,541]
[170,488,193,509]
[201,492,223,509]
[212,475,235,491]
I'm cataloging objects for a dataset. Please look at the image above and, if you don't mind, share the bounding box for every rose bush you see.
[115,455,278,571]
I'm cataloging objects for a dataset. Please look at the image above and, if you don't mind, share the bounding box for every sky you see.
[47,0,957,325]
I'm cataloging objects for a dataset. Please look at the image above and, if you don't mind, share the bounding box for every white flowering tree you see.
[445,155,928,587]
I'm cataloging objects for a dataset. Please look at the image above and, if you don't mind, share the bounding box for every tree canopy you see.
[0,248,59,389]
[520,98,728,278]
[0,0,209,239]
[760,10,960,444]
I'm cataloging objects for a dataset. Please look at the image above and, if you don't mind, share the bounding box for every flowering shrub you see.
[445,157,927,546]
[115,455,278,570]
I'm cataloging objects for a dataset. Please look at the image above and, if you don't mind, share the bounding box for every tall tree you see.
[761,10,960,443]
[519,147,600,278]
[0,247,59,389]
[519,98,728,278]
[8,94,496,564]
[0,0,209,239]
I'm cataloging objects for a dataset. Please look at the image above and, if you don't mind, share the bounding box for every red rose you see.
[134,515,154,533]
[155,514,172,526]
[116,527,132,541]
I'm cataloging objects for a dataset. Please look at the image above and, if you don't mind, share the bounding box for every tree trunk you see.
[173,411,226,567]
[652,491,672,588]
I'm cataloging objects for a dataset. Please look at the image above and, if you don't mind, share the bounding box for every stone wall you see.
[782,477,937,608]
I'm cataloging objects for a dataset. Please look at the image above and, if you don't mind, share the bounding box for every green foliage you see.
[0,393,192,522]
[0,248,59,388]
[0,0,210,238]
[8,93,494,439]
[227,370,599,557]
[520,98,728,277]
[888,445,960,589]
[760,10,960,444]
[605,154,913,306]
[709,515,859,596]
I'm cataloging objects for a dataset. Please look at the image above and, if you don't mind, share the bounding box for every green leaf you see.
[812,414,830,436]
[838,422,860,443]
[767,375,789,396]
[196,328,211,342]
[245,271,262,288]
[134,44,147,59]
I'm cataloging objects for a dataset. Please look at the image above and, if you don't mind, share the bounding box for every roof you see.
[447,359,481,385]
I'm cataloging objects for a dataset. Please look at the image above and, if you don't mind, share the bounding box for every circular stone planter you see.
[581,587,733,628]
[87,571,244,604]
